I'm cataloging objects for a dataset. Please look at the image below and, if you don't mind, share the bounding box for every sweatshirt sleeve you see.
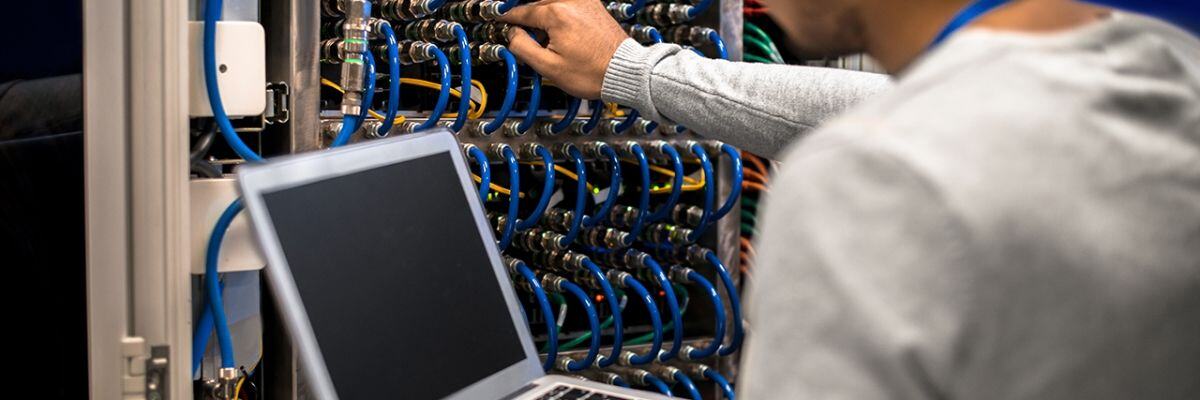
[600,38,891,158]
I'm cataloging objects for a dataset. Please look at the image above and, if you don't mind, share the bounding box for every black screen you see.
[261,152,526,399]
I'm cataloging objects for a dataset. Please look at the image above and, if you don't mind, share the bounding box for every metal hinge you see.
[265,82,291,124]
[122,337,170,400]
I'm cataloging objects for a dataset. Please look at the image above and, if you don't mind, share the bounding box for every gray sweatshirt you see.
[601,13,1200,399]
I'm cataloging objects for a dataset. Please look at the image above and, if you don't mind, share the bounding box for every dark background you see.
[0,1,88,399]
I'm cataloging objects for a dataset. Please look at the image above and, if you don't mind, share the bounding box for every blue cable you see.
[414,47,452,131]
[613,109,639,133]
[561,280,601,371]
[623,143,651,246]
[483,48,519,134]
[583,145,621,228]
[560,147,587,246]
[516,146,556,230]
[713,144,743,220]
[708,30,729,60]
[642,255,683,361]
[517,72,542,133]
[468,147,491,202]
[205,199,243,369]
[451,25,472,132]
[497,146,520,250]
[191,280,224,375]
[623,276,662,365]
[428,0,448,13]
[612,377,630,388]
[203,0,262,162]
[686,0,714,18]
[582,99,604,133]
[686,143,715,242]
[705,369,736,400]
[644,375,673,396]
[685,270,725,360]
[674,371,703,400]
[514,262,557,371]
[378,22,401,136]
[647,144,683,222]
[551,97,581,134]
[708,251,743,356]
[648,27,664,44]
[582,259,623,367]
[498,0,519,13]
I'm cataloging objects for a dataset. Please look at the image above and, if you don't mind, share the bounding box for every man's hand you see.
[499,0,630,99]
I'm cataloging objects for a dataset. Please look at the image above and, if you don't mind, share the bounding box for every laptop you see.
[237,129,670,400]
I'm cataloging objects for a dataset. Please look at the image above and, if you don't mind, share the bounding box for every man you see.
[499,0,1200,398]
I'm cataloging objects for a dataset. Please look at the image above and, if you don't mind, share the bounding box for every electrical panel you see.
[189,0,752,398]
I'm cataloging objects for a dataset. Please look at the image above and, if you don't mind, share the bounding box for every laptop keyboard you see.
[534,384,638,400]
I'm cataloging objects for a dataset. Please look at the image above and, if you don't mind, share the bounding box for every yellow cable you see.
[471,174,524,198]
[320,78,489,121]
[619,158,706,193]
[522,162,596,192]
[233,375,246,399]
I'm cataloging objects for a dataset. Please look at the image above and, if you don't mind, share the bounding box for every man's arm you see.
[497,0,891,158]
[602,39,890,158]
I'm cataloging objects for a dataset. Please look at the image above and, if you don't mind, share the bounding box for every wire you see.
[558,294,622,351]
[560,280,601,371]
[467,147,490,201]
[204,0,262,162]
[707,251,743,356]
[413,46,452,131]
[192,280,224,376]
[743,181,769,192]
[743,53,776,64]
[498,146,520,250]
[622,143,651,247]
[646,256,684,361]
[234,373,247,398]
[483,48,519,134]
[560,147,587,246]
[515,146,555,230]
[378,22,401,136]
[451,25,472,131]
[582,259,623,367]
[648,144,684,222]
[622,276,662,365]
[612,377,630,388]
[582,99,604,134]
[614,109,640,133]
[551,97,581,134]
[687,0,714,18]
[742,167,768,184]
[205,199,243,369]
[744,36,783,63]
[705,369,736,400]
[517,71,542,133]
[674,371,703,400]
[644,375,673,396]
[743,150,769,177]
[514,261,557,371]
[331,53,373,147]
[707,30,729,60]
[713,144,743,220]
[685,270,725,360]
[687,144,715,242]
[583,144,621,227]
[320,77,485,121]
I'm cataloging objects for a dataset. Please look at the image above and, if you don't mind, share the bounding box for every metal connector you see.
[579,227,631,249]
[663,25,715,46]
[466,120,492,137]
[541,273,566,292]
[532,249,589,272]
[488,143,512,159]
[541,208,575,233]
[568,120,594,136]
[578,370,625,387]
[215,368,239,400]
[606,269,632,288]
[607,1,635,20]
[554,143,580,159]
[607,205,640,229]
[670,204,704,227]
[398,40,440,65]
[471,21,513,44]
[441,0,504,23]
[631,119,656,136]
[642,364,682,382]
[625,24,659,44]
[518,143,544,159]
[684,244,713,265]
[664,359,711,377]
[607,366,653,386]
[581,141,611,158]
[474,42,507,64]
[669,265,694,282]
[642,223,693,246]
[514,228,569,252]
[638,3,694,26]
[502,119,526,137]
[338,0,372,116]
[598,119,624,136]
[404,19,461,42]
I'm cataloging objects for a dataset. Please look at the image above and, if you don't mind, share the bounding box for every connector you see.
[581,141,611,159]
[607,1,635,20]
[490,212,510,235]
[670,204,704,227]
[540,272,567,293]
[380,0,438,21]
[513,228,569,252]
[606,269,633,287]
[535,121,560,137]
[578,370,626,387]
[466,120,492,137]
[642,223,693,246]
[488,143,512,159]
[668,265,694,282]
[404,19,462,43]
[607,205,640,229]
[215,367,239,400]
[684,244,713,265]
[338,0,372,116]
[568,120,594,136]
[541,208,575,233]
[441,0,504,23]
[517,143,544,160]
[471,22,513,44]
[607,366,654,386]
[598,119,624,136]
[625,24,660,44]
[663,359,712,377]
[631,119,656,136]
[502,119,526,137]
[641,363,683,382]
[663,25,716,47]
[532,248,589,272]
[397,40,440,65]
[579,227,631,249]
[637,3,694,26]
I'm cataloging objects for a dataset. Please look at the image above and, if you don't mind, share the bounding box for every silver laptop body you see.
[237,129,671,400]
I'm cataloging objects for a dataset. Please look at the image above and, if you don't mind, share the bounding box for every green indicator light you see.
[592,188,601,194]
[344,58,363,64]
[344,38,367,44]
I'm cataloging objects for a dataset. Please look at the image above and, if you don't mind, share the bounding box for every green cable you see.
[625,284,689,346]
[744,22,785,56]
[741,209,758,226]
[744,53,775,64]
[540,293,568,353]
[741,223,757,236]
[742,196,759,210]
[744,36,784,63]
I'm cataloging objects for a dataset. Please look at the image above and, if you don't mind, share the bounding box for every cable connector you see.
[684,244,713,265]
[404,19,461,42]
[488,143,512,159]
[641,363,683,383]
[664,25,715,47]
[513,228,569,252]
[637,3,694,26]
[598,119,625,136]
[607,205,640,229]
[541,208,575,233]
[670,204,705,227]
[397,40,440,65]
[338,0,372,116]
[577,370,626,387]
[215,367,239,400]
[568,120,594,136]
[533,249,589,272]
[642,223,693,246]
[471,22,513,44]
[502,119,526,137]
[607,366,654,386]
[540,272,567,293]
[384,0,438,20]
[440,0,504,23]
[518,143,545,159]
[607,1,635,20]
[625,24,660,44]
[606,269,633,288]
[631,119,656,136]
[663,359,712,377]
[579,227,632,249]
[581,142,611,159]
[668,265,694,282]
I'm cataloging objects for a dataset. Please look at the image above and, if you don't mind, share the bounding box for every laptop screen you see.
[259,151,526,399]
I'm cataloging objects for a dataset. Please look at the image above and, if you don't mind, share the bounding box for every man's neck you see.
[862,0,1110,72]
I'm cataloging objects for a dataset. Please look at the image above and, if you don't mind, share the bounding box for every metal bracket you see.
[145,345,171,400]
[265,81,291,124]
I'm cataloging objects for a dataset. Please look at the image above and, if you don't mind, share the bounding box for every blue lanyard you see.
[929,0,1012,49]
